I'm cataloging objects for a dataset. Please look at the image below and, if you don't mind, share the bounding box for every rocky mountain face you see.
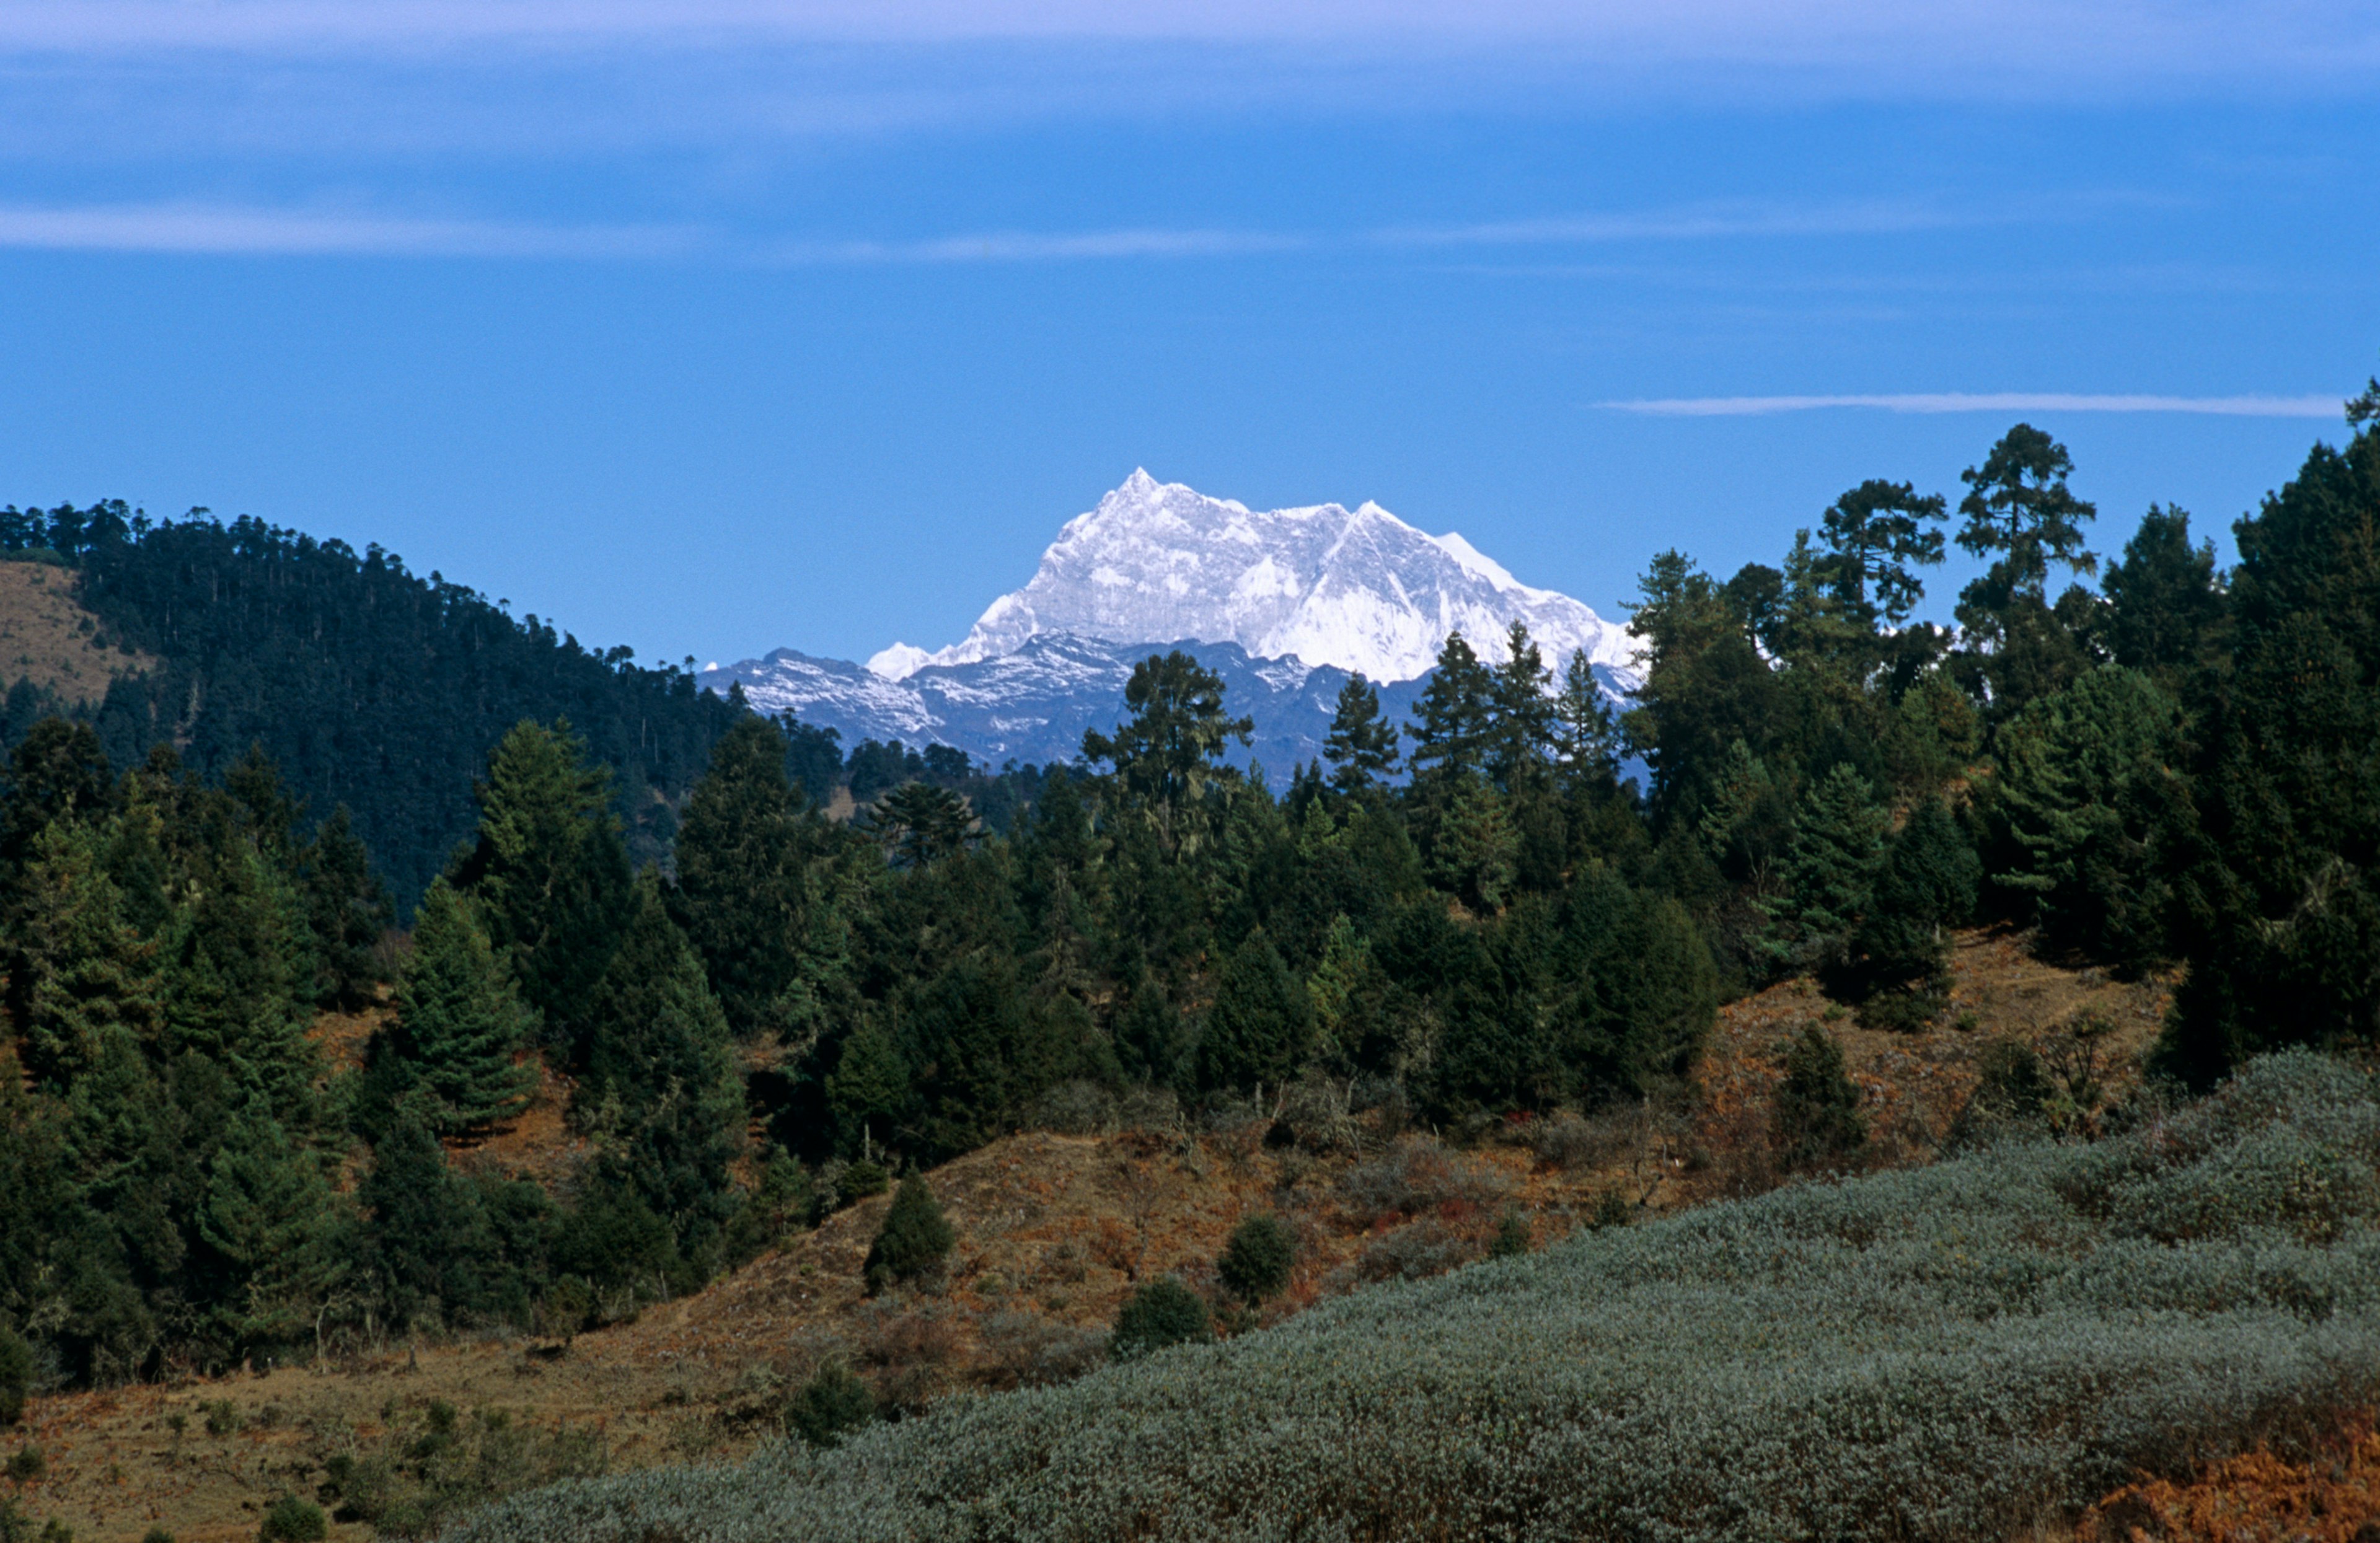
[699,472,1638,773]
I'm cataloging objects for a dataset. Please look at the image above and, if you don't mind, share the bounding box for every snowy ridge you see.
[866,470,1633,685]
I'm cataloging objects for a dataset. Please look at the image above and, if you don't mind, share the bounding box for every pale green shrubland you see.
[444,1052,2380,1543]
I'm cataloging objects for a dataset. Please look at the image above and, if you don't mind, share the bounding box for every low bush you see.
[256,1495,325,1542]
[1108,1278,1210,1361]
[444,1052,2380,1543]
[1337,1134,1507,1223]
[1216,1216,1294,1304]
[783,1368,875,1450]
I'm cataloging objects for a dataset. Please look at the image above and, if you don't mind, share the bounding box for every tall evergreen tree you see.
[453,719,635,1059]
[3,822,158,1091]
[1816,478,1947,630]
[1195,928,1312,1095]
[1852,798,1981,1006]
[870,781,975,868]
[1486,622,1556,791]
[1550,651,1622,795]
[2102,504,2226,684]
[575,877,745,1267]
[670,715,812,1037]
[1765,763,1887,978]
[1081,652,1251,859]
[296,807,392,1011]
[1951,424,2102,720]
[388,879,536,1135]
[197,1112,348,1353]
[159,841,319,1124]
[1406,633,1495,788]
[1322,674,1400,794]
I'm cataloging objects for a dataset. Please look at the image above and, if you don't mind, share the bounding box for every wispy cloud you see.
[0,195,1999,263]
[1601,392,2345,418]
[0,201,693,258]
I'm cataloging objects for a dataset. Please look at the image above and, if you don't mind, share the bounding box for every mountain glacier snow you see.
[865,469,1633,685]
[699,471,1639,773]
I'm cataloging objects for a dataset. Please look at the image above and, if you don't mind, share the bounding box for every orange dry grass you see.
[2082,1422,2380,1542]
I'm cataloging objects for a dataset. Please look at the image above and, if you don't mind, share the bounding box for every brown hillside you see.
[0,931,2188,1542]
[0,558,158,705]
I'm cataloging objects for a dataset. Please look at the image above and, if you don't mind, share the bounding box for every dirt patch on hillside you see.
[0,559,157,705]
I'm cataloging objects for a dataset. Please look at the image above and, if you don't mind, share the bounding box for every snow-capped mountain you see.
[706,635,1437,773]
[865,470,1634,685]
[699,470,1642,776]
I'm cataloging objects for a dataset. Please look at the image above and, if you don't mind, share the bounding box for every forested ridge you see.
[4,396,2380,1454]
[0,503,739,905]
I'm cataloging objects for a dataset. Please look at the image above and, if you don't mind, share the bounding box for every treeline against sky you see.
[4,395,2380,1399]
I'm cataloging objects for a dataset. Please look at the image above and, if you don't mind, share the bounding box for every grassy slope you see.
[452,1052,2380,1543]
[0,558,157,706]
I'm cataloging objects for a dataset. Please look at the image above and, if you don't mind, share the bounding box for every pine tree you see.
[870,781,974,868]
[669,716,811,1037]
[575,878,744,1268]
[2102,504,2225,684]
[1195,928,1312,1095]
[1429,774,1518,913]
[454,719,635,1057]
[1815,478,1947,630]
[825,1021,907,1155]
[1550,651,1621,795]
[2,822,159,1091]
[1853,798,1980,1000]
[359,1107,492,1331]
[1406,633,1494,788]
[296,806,392,1011]
[197,1112,349,1353]
[1485,622,1555,792]
[1322,674,1399,794]
[390,880,535,1135]
[863,1175,954,1292]
[1766,763,1886,977]
[1773,1025,1866,1170]
[1080,652,1251,859]
[158,842,320,1125]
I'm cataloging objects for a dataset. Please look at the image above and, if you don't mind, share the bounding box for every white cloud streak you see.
[0,195,1993,263]
[0,201,694,258]
[1602,392,2345,418]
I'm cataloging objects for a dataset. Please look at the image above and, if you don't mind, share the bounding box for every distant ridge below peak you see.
[868,471,1632,685]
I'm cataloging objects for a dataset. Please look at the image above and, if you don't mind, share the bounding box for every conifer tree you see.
[870,781,974,868]
[1406,633,1494,787]
[1080,652,1251,859]
[2,822,158,1091]
[1550,651,1622,795]
[454,719,635,1057]
[826,1021,907,1155]
[863,1174,954,1293]
[1766,763,1886,977]
[1430,774,1518,913]
[159,843,319,1124]
[1195,928,1313,1094]
[1815,478,1947,630]
[1486,622,1555,792]
[2102,504,2225,684]
[670,716,811,1037]
[296,807,392,1011]
[1773,1025,1866,1170]
[1322,674,1399,794]
[1109,1276,1211,1360]
[197,1112,348,1352]
[390,880,536,1135]
[359,1107,491,1331]
[1853,798,1980,1000]
[575,878,744,1266]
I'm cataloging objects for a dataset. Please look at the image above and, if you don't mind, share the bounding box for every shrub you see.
[0,1328,29,1428]
[1108,1278,1211,1360]
[257,1495,325,1542]
[839,1159,890,1202]
[1773,1024,1866,1169]
[440,1052,2380,1543]
[201,1400,242,1436]
[1343,1219,1472,1284]
[141,1530,175,1543]
[5,1447,42,1484]
[783,1366,875,1449]
[1216,1215,1294,1304]
[863,1177,954,1294]
[1337,1134,1505,1222]
[1490,1211,1533,1257]
[978,1314,1106,1390]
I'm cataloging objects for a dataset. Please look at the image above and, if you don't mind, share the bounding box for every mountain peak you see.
[872,472,1633,685]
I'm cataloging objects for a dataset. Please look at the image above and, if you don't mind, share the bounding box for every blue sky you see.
[2,1,2377,669]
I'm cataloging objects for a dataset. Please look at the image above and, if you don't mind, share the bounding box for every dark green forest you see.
[0,504,739,905]
[4,398,2380,1404]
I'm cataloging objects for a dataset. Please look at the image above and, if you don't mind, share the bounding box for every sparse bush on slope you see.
[443,1052,2380,1543]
